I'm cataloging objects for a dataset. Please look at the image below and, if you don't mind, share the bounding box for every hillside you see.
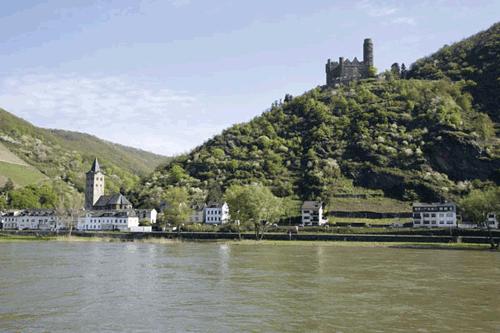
[0,108,168,194]
[134,78,499,209]
[408,22,499,122]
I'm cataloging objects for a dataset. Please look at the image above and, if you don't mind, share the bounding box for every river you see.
[0,241,499,332]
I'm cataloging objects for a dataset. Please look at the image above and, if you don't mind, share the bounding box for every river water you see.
[0,241,499,332]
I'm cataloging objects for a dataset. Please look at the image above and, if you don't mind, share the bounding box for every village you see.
[1,158,498,233]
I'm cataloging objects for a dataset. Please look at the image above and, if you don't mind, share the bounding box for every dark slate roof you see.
[89,158,101,173]
[301,201,322,209]
[94,194,132,208]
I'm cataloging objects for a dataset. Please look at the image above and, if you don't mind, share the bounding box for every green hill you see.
[408,22,500,122]
[134,79,499,208]
[0,108,168,194]
[133,24,500,210]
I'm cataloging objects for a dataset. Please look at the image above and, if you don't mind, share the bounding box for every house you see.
[204,202,230,224]
[1,209,62,230]
[1,210,21,229]
[77,210,140,231]
[189,204,206,223]
[487,213,498,229]
[412,202,457,228]
[301,201,326,226]
[135,208,157,225]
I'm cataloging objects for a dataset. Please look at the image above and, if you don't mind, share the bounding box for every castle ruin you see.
[325,38,374,86]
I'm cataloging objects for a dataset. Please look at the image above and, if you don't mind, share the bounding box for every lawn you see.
[0,161,46,187]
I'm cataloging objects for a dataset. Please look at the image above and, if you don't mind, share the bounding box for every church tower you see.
[85,158,105,210]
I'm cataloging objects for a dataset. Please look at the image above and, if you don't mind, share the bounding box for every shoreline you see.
[0,233,495,251]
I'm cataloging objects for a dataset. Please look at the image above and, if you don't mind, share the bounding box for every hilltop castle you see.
[325,38,374,86]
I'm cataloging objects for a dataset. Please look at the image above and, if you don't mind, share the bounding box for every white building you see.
[301,201,326,226]
[1,209,62,230]
[204,202,230,224]
[412,202,457,228]
[136,209,157,225]
[487,213,498,229]
[77,210,139,231]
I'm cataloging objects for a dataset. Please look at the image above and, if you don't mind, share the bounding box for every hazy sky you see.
[0,0,498,155]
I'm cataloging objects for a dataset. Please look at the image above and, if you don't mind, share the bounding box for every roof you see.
[5,209,56,217]
[94,193,132,208]
[88,158,101,173]
[85,210,137,218]
[302,201,322,209]
[412,202,456,207]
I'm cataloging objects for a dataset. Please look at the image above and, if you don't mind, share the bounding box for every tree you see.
[390,63,401,78]
[460,187,500,248]
[368,66,377,78]
[0,194,7,210]
[55,192,83,236]
[225,184,284,240]
[206,181,223,203]
[162,187,192,227]
[1,178,14,193]
[401,63,407,79]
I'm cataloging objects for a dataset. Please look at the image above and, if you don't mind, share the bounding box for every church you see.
[78,158,157,231]
[84,158,133,210]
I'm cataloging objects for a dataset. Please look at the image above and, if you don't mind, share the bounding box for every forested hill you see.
[0,108,168,194]
[135,78,499,208]
[408,22,499,122]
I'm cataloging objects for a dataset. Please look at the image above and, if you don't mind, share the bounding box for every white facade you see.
[1,210,62,230]
[412,202,457,228]
[136,209,157,224]
[301,201,326,226]
[487,213,498,229]
[77,211,139,231]
[204,202,230,224]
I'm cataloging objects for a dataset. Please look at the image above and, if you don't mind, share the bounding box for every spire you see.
[90,158,101,173]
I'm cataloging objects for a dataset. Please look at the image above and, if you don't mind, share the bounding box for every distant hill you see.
[408,22,500,122]
[0,108,168,193]
[134,79,499,209]
[132,24,500,210]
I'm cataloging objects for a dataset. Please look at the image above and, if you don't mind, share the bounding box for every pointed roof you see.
[90,158,101,173]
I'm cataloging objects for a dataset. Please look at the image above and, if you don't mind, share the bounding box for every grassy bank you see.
[0,232,494,250]
[0,233,56,242]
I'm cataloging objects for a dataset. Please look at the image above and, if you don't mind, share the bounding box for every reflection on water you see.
[0,242,499,332]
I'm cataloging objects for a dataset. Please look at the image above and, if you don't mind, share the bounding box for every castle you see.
[325,38,373,86]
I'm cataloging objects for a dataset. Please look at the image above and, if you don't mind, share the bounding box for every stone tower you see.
[85,158,105,210]
[363,38,373,68]
[325,38,374,86]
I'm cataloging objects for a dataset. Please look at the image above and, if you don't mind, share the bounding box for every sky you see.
[0,0,498,156]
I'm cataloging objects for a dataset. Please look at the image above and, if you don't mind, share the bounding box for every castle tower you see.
[363,38,373,68]
[85,158,105,210]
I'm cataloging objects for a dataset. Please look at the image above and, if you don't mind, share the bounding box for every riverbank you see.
[0,232,496,250]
